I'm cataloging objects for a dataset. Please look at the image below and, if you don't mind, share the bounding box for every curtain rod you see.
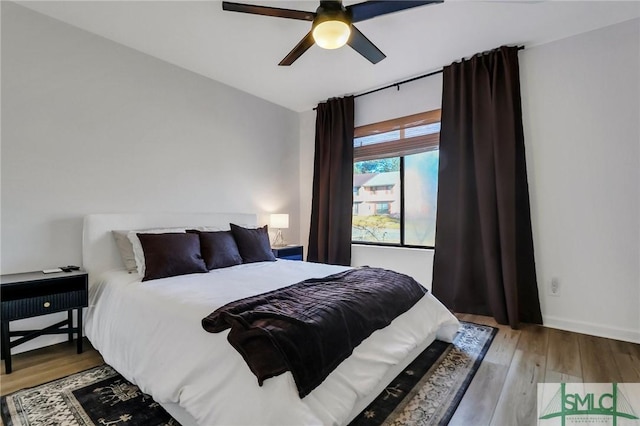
[354,68,443,99]
[314,45,525,109]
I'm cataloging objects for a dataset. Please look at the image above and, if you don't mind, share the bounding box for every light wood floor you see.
[0,338,104,396]
[450,314,640,426]
[1,315,639,426]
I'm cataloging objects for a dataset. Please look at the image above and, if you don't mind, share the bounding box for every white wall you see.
[299,19,640,342]
[520,19,639,343]
[299,109,316,261]
[1,2,300,352]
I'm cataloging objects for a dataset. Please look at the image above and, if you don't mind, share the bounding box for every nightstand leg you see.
[2,321,12,374]
[68,310,73,343]
[0,322,7,359]
[76,308,83,354]
[0,322,4,360]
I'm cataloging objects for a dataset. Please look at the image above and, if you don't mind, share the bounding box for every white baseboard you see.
[543,315,640,344]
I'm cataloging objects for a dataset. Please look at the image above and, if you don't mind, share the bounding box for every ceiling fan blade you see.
[348,0,442,23]
[347,25,386,64]
[279,31,315,66]
[222,2,315,21]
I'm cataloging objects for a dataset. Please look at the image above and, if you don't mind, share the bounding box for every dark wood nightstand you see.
[0,270,88,374]
[272,245,303,261]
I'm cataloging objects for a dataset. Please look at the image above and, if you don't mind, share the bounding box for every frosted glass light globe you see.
[312,20,351,50]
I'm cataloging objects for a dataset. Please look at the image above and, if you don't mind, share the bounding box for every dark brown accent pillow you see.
[137,233,208,281]
[230,224,276,264]
[186,230,243,270]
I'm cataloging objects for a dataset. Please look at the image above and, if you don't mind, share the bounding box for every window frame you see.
[352,109,441,249]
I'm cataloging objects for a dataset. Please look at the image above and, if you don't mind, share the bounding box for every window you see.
[352,110,440,248]
[376,203,390,215]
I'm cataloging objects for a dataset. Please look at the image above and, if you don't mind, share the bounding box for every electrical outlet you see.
[550,277,560,296]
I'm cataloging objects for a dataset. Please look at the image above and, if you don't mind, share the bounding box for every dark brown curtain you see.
[432,46,542,328]
[307,96,354,266]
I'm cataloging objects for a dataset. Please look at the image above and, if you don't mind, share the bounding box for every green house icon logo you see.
[539,383,639,425]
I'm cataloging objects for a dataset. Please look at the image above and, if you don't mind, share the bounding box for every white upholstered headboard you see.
[82,213,257,283]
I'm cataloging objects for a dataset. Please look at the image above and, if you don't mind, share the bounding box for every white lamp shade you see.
[312,20,351,50]
[270,213,289,229]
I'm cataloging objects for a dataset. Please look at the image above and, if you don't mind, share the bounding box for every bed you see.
[82,213,460,426]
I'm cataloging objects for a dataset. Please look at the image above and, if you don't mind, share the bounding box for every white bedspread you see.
[85,260,459,426]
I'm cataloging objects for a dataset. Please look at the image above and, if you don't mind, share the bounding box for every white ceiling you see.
[18,1,640,112]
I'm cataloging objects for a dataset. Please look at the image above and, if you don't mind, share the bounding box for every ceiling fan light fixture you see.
[312,19,351,50]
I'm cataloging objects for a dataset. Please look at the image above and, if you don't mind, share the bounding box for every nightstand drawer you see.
[279,253,303,261]
[272,245,303,261]
[1,290,87,321]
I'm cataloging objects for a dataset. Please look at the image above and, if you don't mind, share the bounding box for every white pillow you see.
[191,226,223,232]
[112,230,138,272]
[127,228,187,276]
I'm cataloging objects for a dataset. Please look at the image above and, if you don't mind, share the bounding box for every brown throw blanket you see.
[202,267,427,397]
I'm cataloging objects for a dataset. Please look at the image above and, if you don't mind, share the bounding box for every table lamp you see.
[270,213,289,247]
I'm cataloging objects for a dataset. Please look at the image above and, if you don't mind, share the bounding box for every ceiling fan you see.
[221,0,443,66]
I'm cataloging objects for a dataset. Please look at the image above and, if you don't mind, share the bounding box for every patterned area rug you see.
[1,366,177,426]
[350,321,497,425]
[1,322,496,426]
